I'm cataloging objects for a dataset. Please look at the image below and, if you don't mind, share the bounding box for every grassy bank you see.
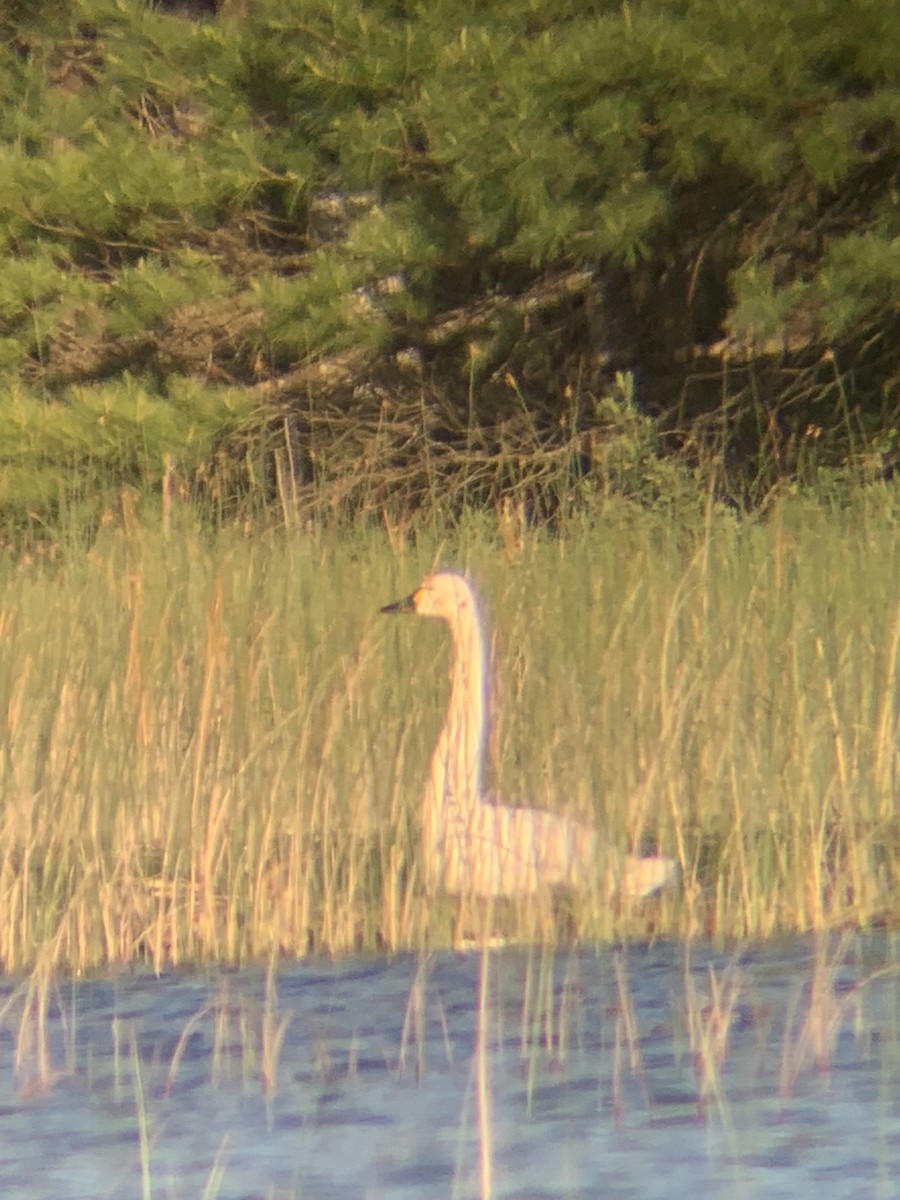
[0,484,898,972]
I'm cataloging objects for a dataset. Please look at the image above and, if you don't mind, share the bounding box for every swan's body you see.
[382,572,677,899]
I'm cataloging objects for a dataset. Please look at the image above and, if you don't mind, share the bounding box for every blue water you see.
[1,935,898,1199]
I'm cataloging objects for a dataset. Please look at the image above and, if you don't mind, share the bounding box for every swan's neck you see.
[426,600,486,827]
[444,601,486,807]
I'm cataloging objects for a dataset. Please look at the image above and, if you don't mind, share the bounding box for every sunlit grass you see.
[0,483,898,971]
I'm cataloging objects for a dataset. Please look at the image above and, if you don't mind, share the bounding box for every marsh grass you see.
[0,483,898,971]
[682,950,744,1121]
[776,930,898,1098]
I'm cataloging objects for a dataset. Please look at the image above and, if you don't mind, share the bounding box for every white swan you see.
[382,572,677,899]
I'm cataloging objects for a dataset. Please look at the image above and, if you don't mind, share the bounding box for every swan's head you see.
[381,572,476,626]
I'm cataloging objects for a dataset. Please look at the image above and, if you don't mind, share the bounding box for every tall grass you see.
[0,483,898,971]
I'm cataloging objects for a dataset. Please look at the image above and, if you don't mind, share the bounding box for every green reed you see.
[0,483,897,971]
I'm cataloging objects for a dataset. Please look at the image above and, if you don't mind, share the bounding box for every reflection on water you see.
[1,935,899,1199]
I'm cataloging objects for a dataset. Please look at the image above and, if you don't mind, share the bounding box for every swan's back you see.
[441,802,676,899]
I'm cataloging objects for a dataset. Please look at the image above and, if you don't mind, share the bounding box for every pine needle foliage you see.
[0,0,896,531]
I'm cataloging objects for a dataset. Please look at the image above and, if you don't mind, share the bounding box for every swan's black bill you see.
[380,592,416,614]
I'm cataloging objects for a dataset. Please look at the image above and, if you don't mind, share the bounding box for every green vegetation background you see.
[0,0,898,537]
